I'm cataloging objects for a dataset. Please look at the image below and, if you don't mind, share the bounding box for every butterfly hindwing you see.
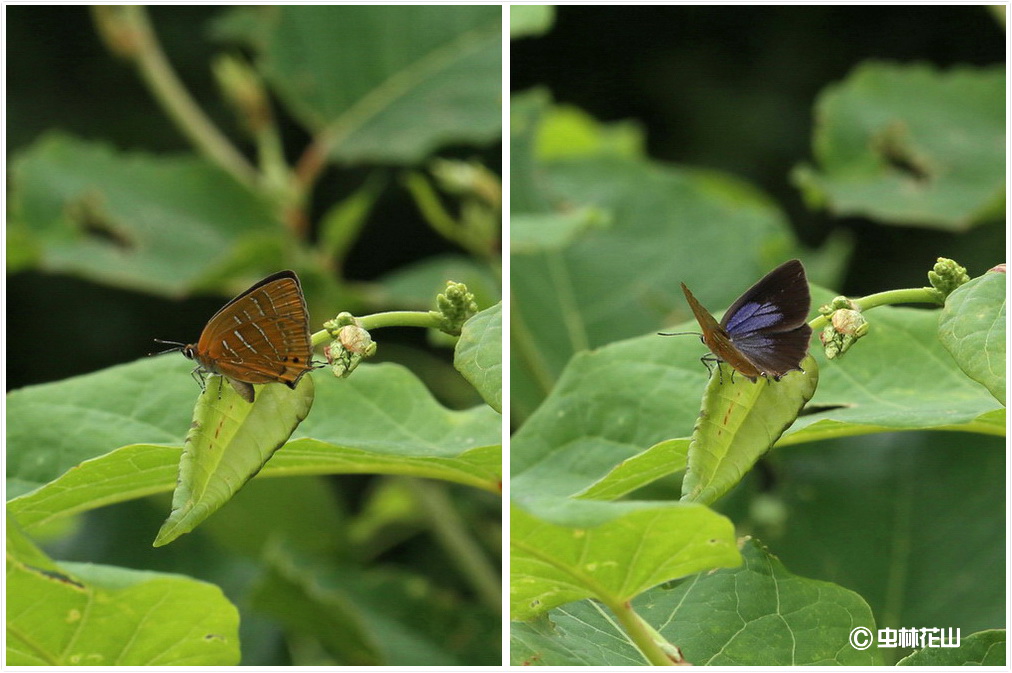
[192,271,315,391]
[727,323,813,377]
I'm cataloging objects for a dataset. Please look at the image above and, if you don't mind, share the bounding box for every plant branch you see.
[403,478,501,613]
[509,296,557,397]
[809,287,942,330]
[358,310,444,331]
[602,597,679,666]
[92,6,258,188]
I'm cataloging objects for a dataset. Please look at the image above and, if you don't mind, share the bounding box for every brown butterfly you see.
[155,270,316,403]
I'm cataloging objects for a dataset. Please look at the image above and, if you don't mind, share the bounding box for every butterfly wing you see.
[195,271,315,388]
[681,282,763,379]
[720,259,812,377]
[720,260,810,334]
[723,323,813,378]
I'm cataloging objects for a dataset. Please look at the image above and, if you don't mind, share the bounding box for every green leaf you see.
[8,358,501,532]
[454,302,502,413]
[783,293,1004,442]
[535,105,646,161]
[511,538,880,666]
[576,438,689,501]
[8,133,280,295]
[756,433,1005,658]
[9,444,178,530]
[231,6,501,163]
[792,62,1004,229]
[938,271,1005,405]
[6,523,240,665]
[682,357,818,505]
[511,288,1002,507]
[510,5,554,38]
[200,475,348,558]
[252,542,497,665]
[897,629,1005,665]
[509,209,610,254]
[154,375,315,547]
[6,355,197,500]
[509,499,740,621]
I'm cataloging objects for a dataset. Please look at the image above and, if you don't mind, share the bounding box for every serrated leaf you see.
[154,375,315,546]
[792,62,1003,229]
[6,524,239,665]
[8,358,501,533]
[897,629,1005,665]
[509,499,740,621]
[510,538,880,666]
[234,6,501,163]
[8,133,279,295]
[454,302,502,412]
[938,271,1005,405]
[681,357,818,505]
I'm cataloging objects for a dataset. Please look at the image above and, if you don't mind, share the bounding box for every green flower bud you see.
[927,257,970,301]
[819,296,857,316]
[432,281,478,336]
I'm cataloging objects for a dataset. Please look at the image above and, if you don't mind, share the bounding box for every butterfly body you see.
[678,259,812,382]
[159,270,316,403]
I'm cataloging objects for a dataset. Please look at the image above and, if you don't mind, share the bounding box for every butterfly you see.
[663,259,813,382]
[155,270,316,403]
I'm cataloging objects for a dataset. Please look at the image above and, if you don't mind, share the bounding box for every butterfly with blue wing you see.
[662,259,813,382]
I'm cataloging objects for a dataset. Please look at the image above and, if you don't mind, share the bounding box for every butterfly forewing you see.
[720,259,811,335]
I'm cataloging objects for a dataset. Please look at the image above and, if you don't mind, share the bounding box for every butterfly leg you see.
[190,367,208,394]
[700,355,723,383]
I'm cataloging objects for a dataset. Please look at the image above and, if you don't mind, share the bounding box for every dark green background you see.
[7,5,500,391]
[512,5,1004,293]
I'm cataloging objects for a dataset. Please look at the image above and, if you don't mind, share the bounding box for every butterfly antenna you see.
[150,339,186,356]
[658,331,702,337]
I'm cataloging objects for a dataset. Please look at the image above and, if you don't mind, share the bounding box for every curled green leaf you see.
[681,356,819,505]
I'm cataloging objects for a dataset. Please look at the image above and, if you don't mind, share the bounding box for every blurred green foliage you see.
[8,6,501,666]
